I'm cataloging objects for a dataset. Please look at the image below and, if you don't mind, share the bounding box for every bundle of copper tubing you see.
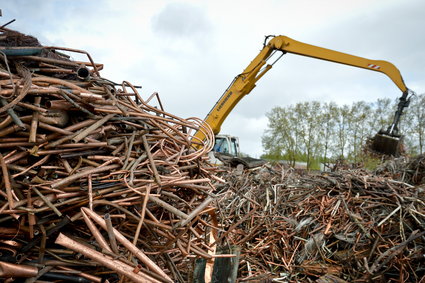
[215,165,425,282]
[0,28,223,282]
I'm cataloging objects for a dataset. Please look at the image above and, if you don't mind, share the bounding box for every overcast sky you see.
[2,0,424,157]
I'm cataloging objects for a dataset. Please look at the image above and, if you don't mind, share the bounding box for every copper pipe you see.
[0,86,75,96]
[80,92,103,101]
[2,150,17,160]
[81,209,112,253]
[31,76,90,94]
[51,164,120,189]
[39,110,69,127]
[142,134,162,186]
[36,148,83,155]
[81,158,101,167]
[17,101,47,113]
[45,46,101,76]
[149,196,188,220]
[32,187,62,217]
[0,137,41,143]
[56,142,108,148]
[0,70,32,115]
[31,67,75,74]
[77,66,91,80]
[0,115,12,130]
[0,123,29,138]
[0,153,14,209]
[27,189,35,239]
[28,97,41,143]
[4,151,28,164]
[176,196,214,228]
[104,213,119,254]
[56,266,104,283]
[0,261,38,278]
[62,159,72,173]
[55,233,160,283]
[46,128,83,148]
[0,142,35,148]
[81,207,172,282]
[87,174,93,210]
[39,121,72,135]
[72,60,103,70]
[72,113,115,143]
[14,55,80,68]
[0,227,21,237]
[46,100,74,110]
[45,118,94,142]
[56,192,84,199]
[0,87,49,96]
[12,154,50,179]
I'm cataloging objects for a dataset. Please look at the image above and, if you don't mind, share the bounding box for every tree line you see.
[262,93,425,169]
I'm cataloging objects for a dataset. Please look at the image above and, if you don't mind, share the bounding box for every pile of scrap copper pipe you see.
[376,154,425,186]
[0,28,223,282]
[214,165,425,282]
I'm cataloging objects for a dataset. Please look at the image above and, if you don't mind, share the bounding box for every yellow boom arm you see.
[193,35,408,143]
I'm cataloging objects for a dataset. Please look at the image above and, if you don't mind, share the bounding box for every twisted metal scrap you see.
[215,165,425,282]
[0,27,219,282]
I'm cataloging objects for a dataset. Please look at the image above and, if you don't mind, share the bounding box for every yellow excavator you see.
[193,35,413,162]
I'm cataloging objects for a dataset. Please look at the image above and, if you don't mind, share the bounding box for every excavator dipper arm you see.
[193,35,411,155]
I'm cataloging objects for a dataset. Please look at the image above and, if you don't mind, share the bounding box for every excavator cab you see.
[213,135,240,156]
[211,135,266,168]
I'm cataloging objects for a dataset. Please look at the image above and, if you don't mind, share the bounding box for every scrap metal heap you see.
[0,27,219,282]
[215,163,425,282]
[0,27,424,282]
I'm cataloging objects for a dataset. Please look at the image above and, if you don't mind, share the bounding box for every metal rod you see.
[55,233,160,283]
[104,213,119,254]
[81,208,172,282]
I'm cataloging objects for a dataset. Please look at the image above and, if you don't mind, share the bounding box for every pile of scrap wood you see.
[214,164,424,282]
[0,27,225,282]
